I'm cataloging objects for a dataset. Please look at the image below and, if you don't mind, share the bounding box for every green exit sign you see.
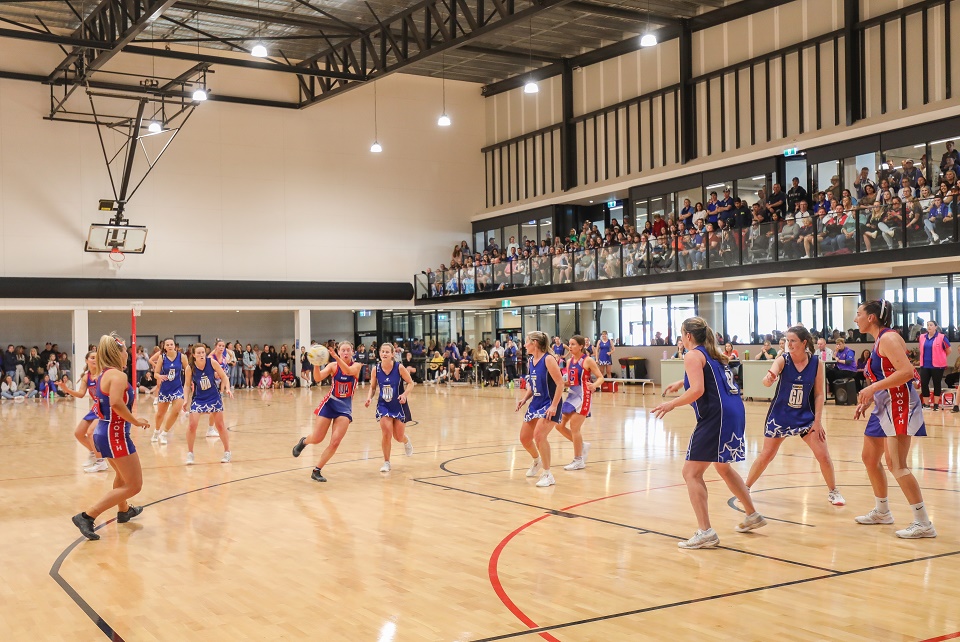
[501,300,512,307]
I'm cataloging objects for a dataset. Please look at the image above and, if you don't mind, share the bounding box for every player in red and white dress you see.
[853,300,935,539]
[555,335,604,471]
[59,350,106,472]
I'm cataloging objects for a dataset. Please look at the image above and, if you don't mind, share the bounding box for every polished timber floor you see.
[2,383,959,641]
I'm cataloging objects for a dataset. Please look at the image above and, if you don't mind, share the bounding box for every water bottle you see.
[744,349,750,361]
[662,350,667,360]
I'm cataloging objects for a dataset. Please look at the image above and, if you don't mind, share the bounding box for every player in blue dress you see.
[184,343,233,465]
[205,339,230,437]
[292,342,363,482]
[551,336,567,367]
[515,331,565,487]
[654,317,766,549]
[745,325,844,505]
[364,343,416,473]
[596,330,615,379]
[60,350,106,472]
[72,333,150,541]
[555,335,604,471]
[853,300,936,539]
[151,338,188,446]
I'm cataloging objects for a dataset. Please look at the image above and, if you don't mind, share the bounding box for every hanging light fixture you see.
[148,121,162,133]
[370,81,382,152]
[193,14,208,100]
[437,52,451,127]
[640,0,657,47]
[251,0,268,57]
[523,19,538,94]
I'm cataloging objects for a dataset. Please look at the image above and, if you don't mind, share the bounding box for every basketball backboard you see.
[85,224,148,253]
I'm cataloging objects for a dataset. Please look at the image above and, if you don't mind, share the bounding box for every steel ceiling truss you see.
[296,0,577,107]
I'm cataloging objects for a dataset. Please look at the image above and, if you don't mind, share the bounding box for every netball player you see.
[292,342,363,482]
[71,334,150,541]
[596,330,615,379]
[653,317,766,549]
[205,339,229,437]
[746,325,844,505]
[515,331,565,487]
[554,335,604,470]
[551,336,567,366]
[364,343,415,472]
[854,300,936,538]
[60,350,105,472]
[152,338,187,445]
[184,343,233,465]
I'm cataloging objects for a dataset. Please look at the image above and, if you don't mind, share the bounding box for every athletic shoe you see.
[735,512,768,532]
[117,506,143,523]
[206,427,219,438]
[581,442,591,464]
[525,458,542,478]
[404,437,414,457]
[855,508,894,524]
[292,437,307,458]
[535,471,556,487]
[185,452,195,466]
[932,404,940,411]
[678,528,719,549]
[152,397,158,406]
[953,405,959,413]
[895,521,937,539]
[221,451,231,463]
[311,468,327,482]
[380,461,391,473]
[151,429,160,443]
[84,452,97,467]
[563,457,585,471]
[828,489,846,506]
[159,432,168,445]
[83,459,107,473]
[71,513,99,541]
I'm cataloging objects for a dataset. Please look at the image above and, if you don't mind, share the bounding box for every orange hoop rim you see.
[108,248,126,263]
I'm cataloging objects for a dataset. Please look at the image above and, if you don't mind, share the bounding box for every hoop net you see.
[131,300,143,317]
[108,247,125,271]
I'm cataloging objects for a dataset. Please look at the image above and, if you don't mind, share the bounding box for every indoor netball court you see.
[1,0,960,640]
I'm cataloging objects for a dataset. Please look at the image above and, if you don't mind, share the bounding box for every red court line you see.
[921,633,960,642]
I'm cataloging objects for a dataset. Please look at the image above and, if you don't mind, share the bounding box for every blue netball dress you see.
[190,357,223,413]
[524,354,561,423]
[158,352,184,402]
[375,362,408,422]
[685,346,746,463]
[764,353,818,438]
[551,342,565,363]
[315,365,357,421]
[211,350,227,384]
[92,368,136,459]
[597,339,612,366]
[864,328,926,437]
[562,355,593,417]
[82,371,99,421]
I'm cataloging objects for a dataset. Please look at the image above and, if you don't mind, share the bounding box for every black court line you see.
[726,496,816,527]
[469,549,960,642]
[50,440,522,640]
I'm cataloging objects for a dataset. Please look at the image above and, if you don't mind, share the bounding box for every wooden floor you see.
[2,383,959,641]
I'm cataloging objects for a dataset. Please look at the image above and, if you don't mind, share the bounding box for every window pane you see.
[633,199,648,227]
[757,287,788,340]
[735,174,766,206]
[826,281,861,341]
[843,153,879,205]
[784,159,808,203]
[521,220,537,248]
[558,303,577,339]
[932,134,960,190]
[725,289,754,344]
[539,305,557,338]
[539,217,553,244]
[579,302,597,341]
[905,275,950,341]
[815,160,840,200]
[503,224,519,255]
[474,231,484,256]
[791,284,824,337]
[863,279,903,340]
[677,188,702,230]
[670,294,696,342]
[881,144,927,195]
[497,308,522,342]
[645,296,669,346]
[621,298,644,346]
[698,292,723,335]
[598,300,619,345]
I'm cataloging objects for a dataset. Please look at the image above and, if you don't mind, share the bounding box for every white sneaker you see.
[152,397,158,406]
[525,458,542,478]
[563,457,585,471]
[83,459,108,473]
[404,437,413,457]
[84,452,97,467]
[581,442,591,464]
[828,489,845,506]
[535,471,555,487]
[735,512,768,532]
[185,452,195,465]
[159,432,168,445]
[151,429,160,443]
[855,508,894,525]
[221,451,231,463]
[380,461,391,473]
[206,427,219,438]
[895,521,937,539]
[678,528,719,549]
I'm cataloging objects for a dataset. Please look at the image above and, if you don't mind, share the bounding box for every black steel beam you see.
[560,59,576,191]
[843,0,861,125]
[461,44,561,64]
[566,1,680,26]
[678,19,695,163]
[173,0,351,32]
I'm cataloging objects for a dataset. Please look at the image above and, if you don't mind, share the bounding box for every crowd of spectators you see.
[2,342,74,400]
[421,144,960,296]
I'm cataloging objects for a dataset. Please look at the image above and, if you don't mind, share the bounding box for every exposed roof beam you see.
[460,44,562,65]
[173,1,357,33]
[565,1,681,26]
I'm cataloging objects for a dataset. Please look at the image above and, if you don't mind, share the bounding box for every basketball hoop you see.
[131,301,143,317]
[108,247,125,271]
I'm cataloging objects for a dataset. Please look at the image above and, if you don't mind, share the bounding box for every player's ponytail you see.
[526,331,549,354]
[681,317,728,365]
[861,299,894,328]
[76,350,96,386]
[786,325,815,353]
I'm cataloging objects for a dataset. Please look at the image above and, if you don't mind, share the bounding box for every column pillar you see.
[294,308,311,377]
[72,308,89,383]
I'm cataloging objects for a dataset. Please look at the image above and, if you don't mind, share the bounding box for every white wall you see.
[0,38,486,284]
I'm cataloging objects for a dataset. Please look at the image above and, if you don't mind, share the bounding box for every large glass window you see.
[539,305,557,338]
[698,292,723,336]
[558,303,577,339]
[905,276,950,341]
[598,300,619,344]
[826,282,862,340]
[633,199,649,228]
[579,302,597,341]
[503,224,519,255]
[474,231,484,256]
[756,287,788,340]
[815,160,840,200]
[522,306,537,339]
[932,134,960,189]
[621,298,644,346]
[497,308,522,343]
[645,296,669,345]
[843,153,880,204]
[881,144,926,193]
[670,294,696,343]
[539,216,554,244]
[784,158,808,199]
[724,289,754,343]
[863,279,903,339]
[735,174,766,207]
[791,284,824,337]
[521,220,537,247]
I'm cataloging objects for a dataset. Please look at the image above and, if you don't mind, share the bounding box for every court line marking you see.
[922,632,960,642]
[48,440,524,641]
